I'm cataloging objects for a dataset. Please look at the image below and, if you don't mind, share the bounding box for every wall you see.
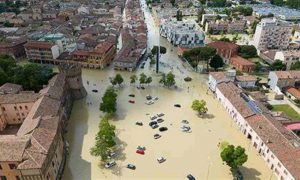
[0,102,35,126]
[0,161,21,180]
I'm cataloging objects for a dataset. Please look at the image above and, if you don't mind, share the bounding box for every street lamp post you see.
[156,28,160,74]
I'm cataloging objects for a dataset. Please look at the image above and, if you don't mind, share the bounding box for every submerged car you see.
[127,164,136,170]
[137,146,146,151]
[92,89,98,93]
[151,124,159,129]
[129,94,135,97]
[157,113,164,117]
[128,100,135,103]
[159,127,168,132]
[181,120,189,124]
[136,149,145,155]
[187,174,196,180]
[157,157,166,163]
[146,95,152,100]
[149,121,158,126]
[105,161,116,168]
[174,104,181,108]
[136,121,143,126]
[154,134,161,139]
[156,118,164,123]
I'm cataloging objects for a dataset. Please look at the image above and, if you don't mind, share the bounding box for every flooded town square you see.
[62,1,275,179]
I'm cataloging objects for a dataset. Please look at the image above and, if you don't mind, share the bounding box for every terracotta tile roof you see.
[0,135,29,161]
[17,96,60,136]
[93,42,114,55]
[24,41,54,49]
[230,56,255,66]
[217,82,255,118]
[246,114,300,178]
[236,75,256,82]
[0,83,23,94]
[0,92,39,104]
[274,71,300,80]
[287,87,300,100]
[210,72,227,81]
[208,41,239,50]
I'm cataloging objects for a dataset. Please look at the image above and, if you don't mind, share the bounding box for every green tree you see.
[238,45,257,58]
[183,46,216,71]
[270,0,284,6]
[170,0,175,6]
[146,76,152,85]
[270,60,286,71]
[0,68,8,85]
[209,54,224,71]
[139,73,147,85]
[114,74,124,87]
[99,87,118,114]
[130,75,137,84]
[160,72,176,87]
[290,61,300,70]
[3,21,13,27]
[197,7,205,22]
[191,99,208,115]
[176,10,183,21]
[286,0,300,9]
[90,114,116,161]
[151,46,167,55]
[220,145,248,174]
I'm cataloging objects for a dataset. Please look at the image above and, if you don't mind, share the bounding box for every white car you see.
[105,161,116,168]
[157,157,166,163]
[145,100,154,105]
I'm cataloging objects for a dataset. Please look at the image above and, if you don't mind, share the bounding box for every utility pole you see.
[156,29,160,73]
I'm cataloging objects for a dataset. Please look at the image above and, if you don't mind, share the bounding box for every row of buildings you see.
[160,20,205,46]
[113,0,147,71]
[208,71,300,180]
[0,0,126,70]
[0,65,87,180]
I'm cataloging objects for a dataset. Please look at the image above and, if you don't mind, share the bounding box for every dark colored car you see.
[149,121,158,126]
[92,89,98,93]
[129,94,135,97]
[157,118,164,123]
[159,127,168,132]
[141,87,145,90]
[174,104,181,108]
[146,95,152,100]
[187,174,196,180]
[136,121,143,126]
[127,164,136,170]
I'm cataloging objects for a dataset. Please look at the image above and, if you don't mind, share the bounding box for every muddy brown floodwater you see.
[62,0,276,179]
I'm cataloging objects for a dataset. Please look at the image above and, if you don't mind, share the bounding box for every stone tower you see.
[59,64,87,100]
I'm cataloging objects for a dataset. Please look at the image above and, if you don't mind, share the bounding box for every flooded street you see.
[62,1,275,179]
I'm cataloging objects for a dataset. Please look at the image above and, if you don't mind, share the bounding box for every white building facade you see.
[160,20,205,46]
[252,18,292,51]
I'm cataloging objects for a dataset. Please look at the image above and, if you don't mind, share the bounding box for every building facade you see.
[160,20,205,46]
[0,65,86,180]
[252,18,292,51]
[24,41,61,63]
[274,51,300,70]
[268,71,300,92]
[214,81,300,180]
[230,56,255,73]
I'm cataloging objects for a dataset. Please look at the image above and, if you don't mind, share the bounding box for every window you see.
[0,165,2,169]
[25,106,28,110]
[0,176,7,180]
[19,106,22,110]
[52,161,55,167]
[267,149,269,153]
[21,113,24,116]
[1,107,5,111]
[278,162,282,168]
[8,164,16,169]
[14,106,17,110]
[284,170,288,175]
[271,154,274,159]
